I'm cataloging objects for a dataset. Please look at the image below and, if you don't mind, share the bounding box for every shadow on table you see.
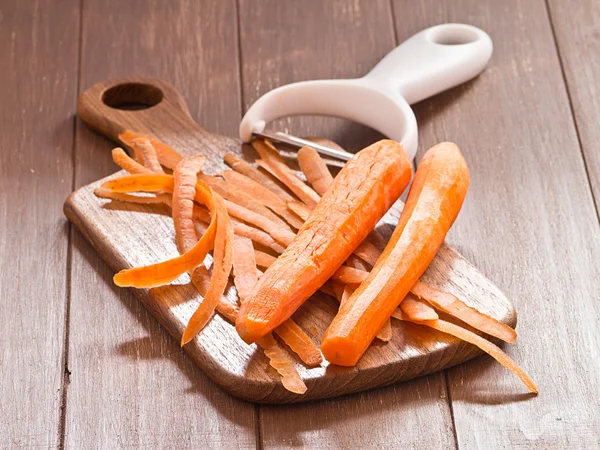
[70,228,256,429]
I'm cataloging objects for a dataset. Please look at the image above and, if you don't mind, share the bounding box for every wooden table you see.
[2,1,599,448]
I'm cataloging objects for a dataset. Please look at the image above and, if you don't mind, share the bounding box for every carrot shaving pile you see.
[96,130,535,395]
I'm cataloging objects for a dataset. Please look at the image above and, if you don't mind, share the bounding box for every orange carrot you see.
[287,200,311,221]
[232,235,259,302]
[297,146,334,196]
[224,200,295,246]
[254,249,277,269]
[132,138,165,173]
[119,130,183,170]
[199,173,291,231]
[257,334,307,394]
[111,148,152,174]
[377,319,392,342]
[321,142,470,366]
[331,266,369,284]
[182,193,234,345]
[275,320,323,367]
[173,155,206,253]
[253,140,321,208]
[104,175,218,288]
[400,312,537,393]
[400,295,439,321]
[94,187,171,206]
[411,281,517,344]
[224,152,294,202]
[353,241,381,266]
[191,265,238,324]
[236,140,412,343]
[222,170,304,229]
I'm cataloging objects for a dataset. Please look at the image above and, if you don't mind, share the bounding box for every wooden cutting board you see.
[64,77,515,403]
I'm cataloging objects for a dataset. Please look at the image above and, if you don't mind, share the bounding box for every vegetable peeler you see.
[240,23,493,161]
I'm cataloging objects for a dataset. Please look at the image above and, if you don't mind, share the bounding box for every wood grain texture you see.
[238,0,454,446]
[0,1,79,448]
[547,0,600,207]
[63,1,256,448]
[392,0,600,447]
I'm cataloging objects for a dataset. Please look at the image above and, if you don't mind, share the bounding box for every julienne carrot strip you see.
[397,309,537,393]
[411,281,517,344]
[232,235,259,302]
[297,146,334,196]
[94,187,171,206]
[190,265,238,324]
[103,174,217,288]
[377,319,393,343]
[222,170,304,230]
[132,138,165,173]
[119,130,183,170]
[236,140,412,344]
[257,334,307,394]
[182,193,234,345]
[254,249,277,269]
[111,148,152,174]
[353,241,381,267]
[173,155,207,253]
[331,266,369,284]
[274,320,323,367]
[400,295,440,321]
[224,152,294,202]
[224,200,296,246]
[252,140,321,208]
[321,142,470,366]
[199,173,292,231]
[287,200,310,221]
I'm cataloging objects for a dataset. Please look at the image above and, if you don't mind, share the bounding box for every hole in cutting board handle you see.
[429,25,479,46]
[102,82,164,111]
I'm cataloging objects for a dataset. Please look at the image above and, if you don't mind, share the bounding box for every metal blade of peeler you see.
[252,130,353,161]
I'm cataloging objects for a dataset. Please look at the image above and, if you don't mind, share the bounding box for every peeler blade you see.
[252,130,353,162]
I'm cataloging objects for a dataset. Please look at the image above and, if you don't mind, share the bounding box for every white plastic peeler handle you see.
[240,24,493,159]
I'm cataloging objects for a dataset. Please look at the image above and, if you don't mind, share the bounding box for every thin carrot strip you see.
[105,175,217,288]
[255,159,320,209]
[94,187,171,206]
[403,315,537,393]
[252,139,321,207]
[411,281,517,344]
[377,319,392,342]
[274,320,323,367]
[287,200,310,221]
[331,266,368,285]
[191,265,238,324]
[257,334,307,394]
[400,295,440,321]
[222,170,304,229]
[224,152,294,201]
[254,250,277,269]
[353,241,381,266]
[340,285,355,308]
[111,148,152,174]
[225,200,295,246]
[182,193,234,345]
[232,235,259,302]
[119,130,183,170]
[173,155,207,253]
[199,173,292,231]
[297,146,334,196]
[132,138,165,173]
[322,142,469,366]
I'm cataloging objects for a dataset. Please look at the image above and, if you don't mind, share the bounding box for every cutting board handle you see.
[77,77,199,142]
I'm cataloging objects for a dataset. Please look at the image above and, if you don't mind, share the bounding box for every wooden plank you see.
[391,0,600,447]
[0,1,79,447]
[238,0,455,446]
[547,0,600,206]
[64,1,256,448]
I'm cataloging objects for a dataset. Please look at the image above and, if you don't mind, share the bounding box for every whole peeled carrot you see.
[321,142,470,366]
[235,140,412,343]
